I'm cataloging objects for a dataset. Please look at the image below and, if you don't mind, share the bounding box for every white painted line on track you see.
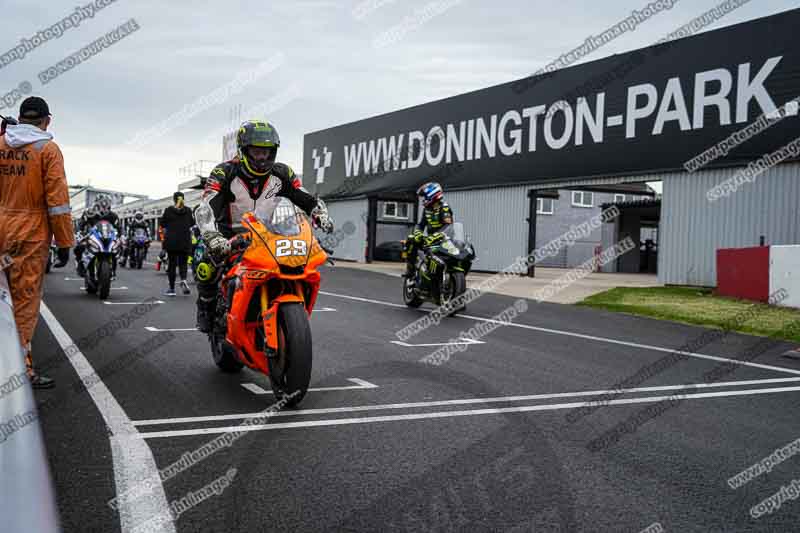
[104,300,165,306]
[320,290,800,377]
[240,378,378,396]
[133,377,800,426]
[39,302,175,532]
[80,286,129,291]
[391,337,485,347]
[319,291,407,309]
[63,277,85,281]
[314,307,337,312]
[136,384,800,438]
[144,326,199,332]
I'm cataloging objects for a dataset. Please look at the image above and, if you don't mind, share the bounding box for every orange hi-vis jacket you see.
[0,125,73,247]
[0,124,74,355]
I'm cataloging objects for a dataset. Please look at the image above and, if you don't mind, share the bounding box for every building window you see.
[537,197,554,215]
[571,191,594,208]
[382,201,410,220]
[614,194,626,203]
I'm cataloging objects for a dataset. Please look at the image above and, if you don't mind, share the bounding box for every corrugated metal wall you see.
[446,185,529,272]
[326,199,369,262]
[660,162,800,286]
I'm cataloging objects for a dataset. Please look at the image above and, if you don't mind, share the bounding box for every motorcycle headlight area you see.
[87,236,103,252]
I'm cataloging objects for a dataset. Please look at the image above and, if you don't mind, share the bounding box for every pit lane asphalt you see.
[29,256,800,532]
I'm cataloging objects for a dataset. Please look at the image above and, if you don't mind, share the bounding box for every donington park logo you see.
[311,146,332,184]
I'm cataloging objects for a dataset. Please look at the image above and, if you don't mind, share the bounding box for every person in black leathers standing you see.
[193,119,333,332]
[160,192,194,296]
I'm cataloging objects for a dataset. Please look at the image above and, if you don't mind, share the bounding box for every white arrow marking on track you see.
[240,383,270,395]
[240,378,378,396]
[144,326,198,332]
[104,300,165,305]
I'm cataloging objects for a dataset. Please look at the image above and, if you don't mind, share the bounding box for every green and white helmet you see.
[236,120,280,177]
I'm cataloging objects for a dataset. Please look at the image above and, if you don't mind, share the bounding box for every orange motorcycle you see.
[197,196,330,406]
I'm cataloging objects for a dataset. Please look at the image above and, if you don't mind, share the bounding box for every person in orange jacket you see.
[0,97,74,388]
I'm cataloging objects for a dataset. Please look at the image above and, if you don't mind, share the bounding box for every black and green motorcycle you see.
[403,222,476,313]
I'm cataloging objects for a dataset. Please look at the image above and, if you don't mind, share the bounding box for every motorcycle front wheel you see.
[97,259,112,300]
[268,303,312,407]
[439,271,466,315]
[85,259,97,294]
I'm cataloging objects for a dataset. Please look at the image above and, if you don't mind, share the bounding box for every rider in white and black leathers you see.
[194,120,333,333]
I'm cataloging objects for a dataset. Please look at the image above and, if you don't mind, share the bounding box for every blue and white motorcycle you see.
[83,220,121,299]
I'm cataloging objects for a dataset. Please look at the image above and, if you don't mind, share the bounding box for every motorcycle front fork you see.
[259,285,280,360]
[83,253,117,274]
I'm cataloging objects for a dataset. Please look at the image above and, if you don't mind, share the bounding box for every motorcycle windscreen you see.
[254,196,302,237]
[443,222,466,245]
[97,221,113,239]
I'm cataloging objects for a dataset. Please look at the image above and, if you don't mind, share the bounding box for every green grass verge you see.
[577,286,800,343]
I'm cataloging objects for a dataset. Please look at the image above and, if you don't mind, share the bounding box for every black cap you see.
[19,96,51,120]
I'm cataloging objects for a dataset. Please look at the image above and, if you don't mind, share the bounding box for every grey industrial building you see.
[304,9,800,287]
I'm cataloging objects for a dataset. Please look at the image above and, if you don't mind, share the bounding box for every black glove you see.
[271,162,294,180]
[53,247,70,268]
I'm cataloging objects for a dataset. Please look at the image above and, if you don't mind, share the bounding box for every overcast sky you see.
[1,0,796,199]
